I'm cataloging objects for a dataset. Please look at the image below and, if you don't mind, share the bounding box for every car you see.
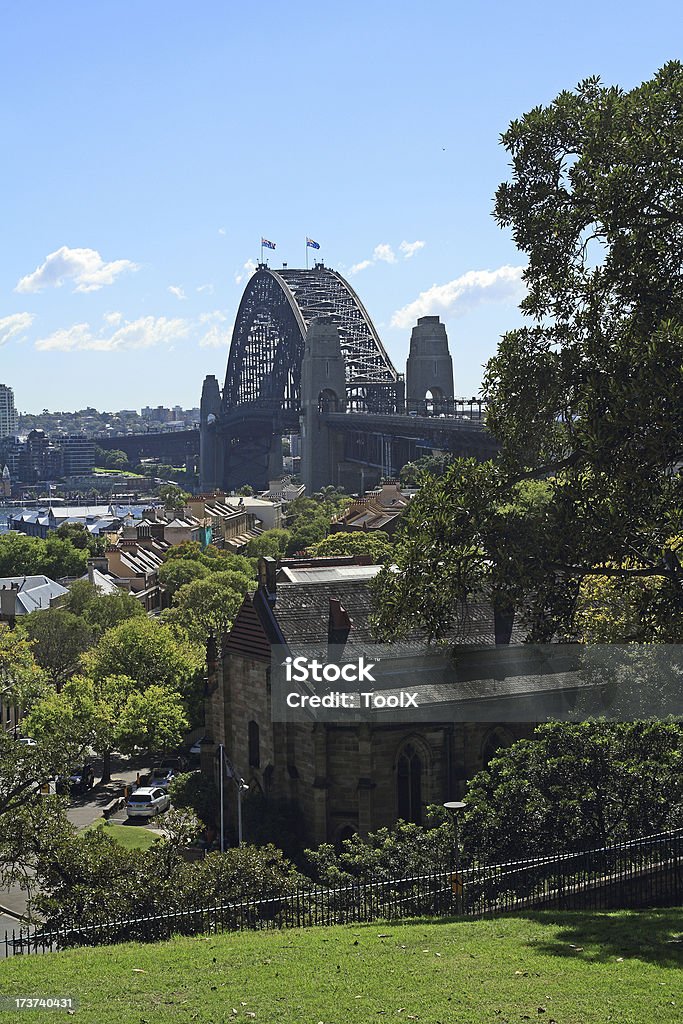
[17,736,37,746]
[126,786,171,819]
[148,766,177,791]
[66,764,96,794]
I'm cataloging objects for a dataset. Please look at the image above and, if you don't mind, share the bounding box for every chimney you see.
[87,555,109,580]
[328,597,352,647]
[494,606,515,645]
[257,556,277,604]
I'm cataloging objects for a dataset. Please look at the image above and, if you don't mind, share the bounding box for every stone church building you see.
[203,557,551,847]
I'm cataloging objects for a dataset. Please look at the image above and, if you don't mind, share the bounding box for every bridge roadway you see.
[96,410,498,473]
[324,411,498,458]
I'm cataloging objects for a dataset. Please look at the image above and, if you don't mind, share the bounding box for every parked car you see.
[126,787,171,819]
[65,764,96,794]
[17,736,37,746]
[149,766,177,791]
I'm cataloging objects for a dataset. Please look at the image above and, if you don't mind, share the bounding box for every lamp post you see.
[216,745,249,851]
[444,800,466,914]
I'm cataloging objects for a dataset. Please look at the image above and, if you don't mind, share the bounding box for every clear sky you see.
[0,1,679,413]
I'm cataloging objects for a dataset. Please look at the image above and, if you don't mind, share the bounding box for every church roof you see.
[224,564,522,661]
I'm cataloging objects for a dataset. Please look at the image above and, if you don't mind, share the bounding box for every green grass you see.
[1,910,681,1023]
[82,821,158,851]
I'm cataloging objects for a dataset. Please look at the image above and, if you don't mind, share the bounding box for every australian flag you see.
[306,237,320,249]
[261,237,276,250]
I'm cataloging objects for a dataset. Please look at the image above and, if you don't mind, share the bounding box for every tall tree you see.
[83,617,203,693]
[374,64,683,640]
[18,609,93,689]
[462,721,683,860]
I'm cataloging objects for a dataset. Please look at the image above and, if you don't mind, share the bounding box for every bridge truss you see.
[222,264,402,414]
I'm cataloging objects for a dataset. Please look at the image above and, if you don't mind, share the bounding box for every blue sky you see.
[0,1,678,413]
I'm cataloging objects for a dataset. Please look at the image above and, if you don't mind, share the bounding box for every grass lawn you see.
[1,909,681,1023]
[82,821,158,851]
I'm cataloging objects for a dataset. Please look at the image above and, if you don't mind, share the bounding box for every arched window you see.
[318,388,338,413]
[397,742,423,824]
[248,720,260,769]
[335,824,356,852]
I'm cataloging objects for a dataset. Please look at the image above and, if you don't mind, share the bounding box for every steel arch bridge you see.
[201,263,495,492]
[222,264,402,416]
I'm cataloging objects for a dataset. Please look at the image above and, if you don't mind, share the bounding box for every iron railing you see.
[4,829,681,957]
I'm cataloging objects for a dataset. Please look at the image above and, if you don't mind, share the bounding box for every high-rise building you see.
[59,435,96,475]
[0,384,18,439]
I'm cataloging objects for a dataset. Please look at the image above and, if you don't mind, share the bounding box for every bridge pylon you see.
[405,316,454,407]
[199,374,221,491]
[300,319,346,493]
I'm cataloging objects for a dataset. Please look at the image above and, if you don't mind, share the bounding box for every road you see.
[0,760,152,944]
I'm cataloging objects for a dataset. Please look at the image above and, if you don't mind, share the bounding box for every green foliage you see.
[310,530,393,563]
[0,728,76,888]
[158,557,209,596]
[190,844,299,906]
[55,522,105,555]
[0,532,46,576]
[94,447,130,470]
[305,808,453,884]
[373,64,683,641]
[246,528,291,558]
[283,489,350,555]
[169,771,219,828]
[237,484,254,496]
[84,617,203,692]
[0,530,90,580]
[63,580,145,638]
[116,684,188,754]
[163,569,252,644]
[24,674,112,757]
[163,543,255,579]
[0,623,46,711]
[462,721,683,861]
[33,831,299,928]
[399,452,456,486]
[158,482,190,508]
[17,608,93,687]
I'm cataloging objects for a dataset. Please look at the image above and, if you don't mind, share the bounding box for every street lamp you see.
[216,744,249,851]
[444,800,466,914]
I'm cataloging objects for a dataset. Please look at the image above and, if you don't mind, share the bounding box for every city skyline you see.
[1,1,678,411]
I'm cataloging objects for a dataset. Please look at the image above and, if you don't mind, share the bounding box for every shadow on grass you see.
[527,908,683,968]
[366,907,683,968]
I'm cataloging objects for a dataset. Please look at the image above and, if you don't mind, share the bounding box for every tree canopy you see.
[83,617,203,692]
[374,64,683,641]
[462,721,683,860]
[310,530,393,563]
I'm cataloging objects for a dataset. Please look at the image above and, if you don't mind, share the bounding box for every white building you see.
[0,384,18,439]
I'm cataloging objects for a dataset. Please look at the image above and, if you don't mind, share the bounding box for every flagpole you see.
[260,238,263,265]
[306,237,309,271]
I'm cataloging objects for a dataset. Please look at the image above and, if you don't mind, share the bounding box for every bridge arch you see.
[222,265,399,415]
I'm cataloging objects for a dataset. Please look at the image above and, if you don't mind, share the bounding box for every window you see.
[248,720,260,768]
[397,743,423,824]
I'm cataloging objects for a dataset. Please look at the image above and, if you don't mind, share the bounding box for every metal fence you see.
[4,828,681,957]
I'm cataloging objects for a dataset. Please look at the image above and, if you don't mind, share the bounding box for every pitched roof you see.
[224,566,522,660]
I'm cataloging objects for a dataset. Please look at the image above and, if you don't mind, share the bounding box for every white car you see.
[18,736,37,746]
[126,786,171,819]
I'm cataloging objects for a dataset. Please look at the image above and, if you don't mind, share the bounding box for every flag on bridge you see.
[261,238,276,250]
[306,237,320,249]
